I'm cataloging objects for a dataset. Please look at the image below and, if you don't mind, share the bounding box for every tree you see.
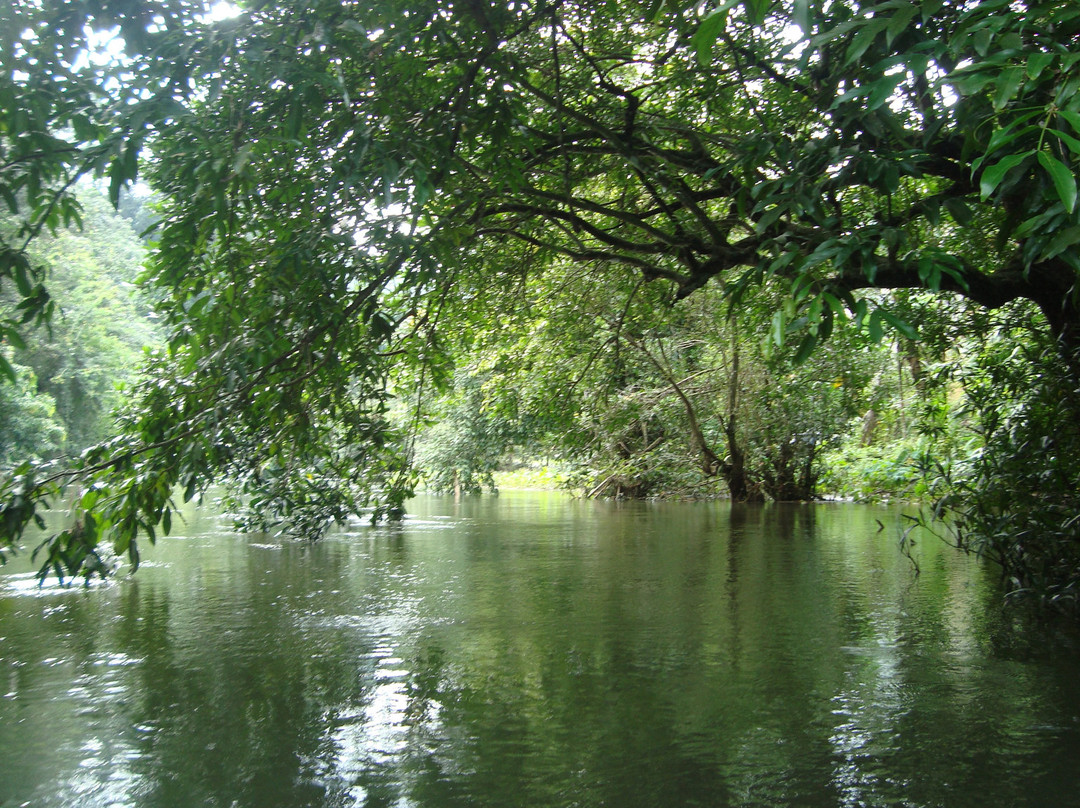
[0,356,65,468]
[1,0,1079,603]
[6,188,159,451]
[414,369,519,496]
[456,261,870,503]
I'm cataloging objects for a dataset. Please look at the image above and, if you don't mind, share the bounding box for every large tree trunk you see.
[720,421,763,502]
[719,339,763,503]
[759,439,818,501]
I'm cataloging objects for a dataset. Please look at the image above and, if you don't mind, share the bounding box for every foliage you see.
[923,304,1080,611]
[0,185,155,475]
[5,188,158,451]
[492,463,568,491]
[820,442,929,501]
[0,356,65,467]
[414,370,518,496]
[0,0,1079,607]
[424,258,879,502]
[0,0,201,369]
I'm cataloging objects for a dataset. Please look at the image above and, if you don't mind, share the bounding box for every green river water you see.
[1,491,1079,807]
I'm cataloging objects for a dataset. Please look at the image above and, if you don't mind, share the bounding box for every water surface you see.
[2,492,1079,807]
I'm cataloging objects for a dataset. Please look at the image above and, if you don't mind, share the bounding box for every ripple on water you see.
[1,572,115,597]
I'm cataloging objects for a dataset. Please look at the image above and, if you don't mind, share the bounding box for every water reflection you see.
[1,494,1079,807]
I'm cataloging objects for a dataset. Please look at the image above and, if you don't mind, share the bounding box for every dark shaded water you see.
[2,492,1079,807]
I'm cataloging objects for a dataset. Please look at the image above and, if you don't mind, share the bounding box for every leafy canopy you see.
[2,0,1079,578]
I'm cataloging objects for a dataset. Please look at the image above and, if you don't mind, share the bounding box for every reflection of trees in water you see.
[1,498,1076,807]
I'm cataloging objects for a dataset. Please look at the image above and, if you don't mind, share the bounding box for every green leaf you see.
[918,254,941,289]
[999,32,1022,52]
[1038,224,1080,261]
[817,308,834,341]
[0,353,15,383]
[879,309,918,341]
[743,0,769,26]
[944,197,974,225]
[0,185,17,214]
[14,262,33,297]
[821,292,847,319]
[1012,207,1062,240]
[979,150,1033,199]
[1059,81,1080,113]
[1058,109,1080,138]
[793,0,811,33]
[1037,150,1077,213]
[920,0,942,19]
[108,162,125,208]
[975,112,1040,171]
[845,17,888,67]
[183,475,198,502]
[1045,128,1080,157]
[1026,52,1055,80]
[853,297,869,327]
[2,326,27,350]
[754,205,784,233]
[771,310,785,347]
[867,309,883,343]
[867,73,906,110]
[792,333,817,364]
[694,2,737,64]
[885,5,917,47]
[232,144,253,176]
[948,68,996,96]
[993,66,1024,112]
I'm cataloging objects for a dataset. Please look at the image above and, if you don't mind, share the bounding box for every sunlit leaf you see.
[771,310,785,347]
[693,2,736,65]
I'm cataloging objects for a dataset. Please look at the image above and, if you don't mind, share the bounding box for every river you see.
[1,492,1079,807]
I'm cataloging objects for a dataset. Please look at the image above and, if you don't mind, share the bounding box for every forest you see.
[1,0,1079,611]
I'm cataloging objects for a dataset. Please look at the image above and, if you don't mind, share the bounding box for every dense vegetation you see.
[1,0,1079,610]
[1,189,158,459]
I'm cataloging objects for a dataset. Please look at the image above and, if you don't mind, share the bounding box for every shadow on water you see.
[1,492,1079,807]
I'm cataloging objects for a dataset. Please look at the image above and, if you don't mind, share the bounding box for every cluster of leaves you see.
[414,370,521,496]
[0,1,218,374]
[682,0,1080,364]
[0,359,65,467]
[920,306,1080,610]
